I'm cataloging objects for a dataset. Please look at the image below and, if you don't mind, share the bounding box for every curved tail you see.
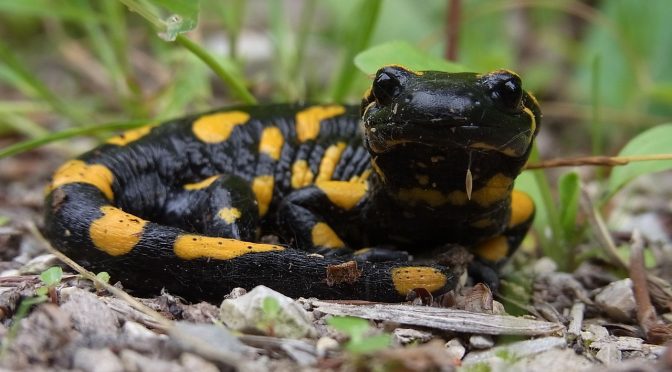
[44,162,458,302]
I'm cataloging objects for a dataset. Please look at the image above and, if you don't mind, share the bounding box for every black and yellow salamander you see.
[44,66,541,302]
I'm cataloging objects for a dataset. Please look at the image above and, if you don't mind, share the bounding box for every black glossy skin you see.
[44,66,541,302]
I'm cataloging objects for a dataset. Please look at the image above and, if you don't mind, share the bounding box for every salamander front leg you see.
[165,174,259,240]
[277,181,368,256]
[471,190,535,291]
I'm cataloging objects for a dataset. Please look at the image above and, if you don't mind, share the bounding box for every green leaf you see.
[558,172,580,240]
[118,0,199,41]
[346,334,391,354]
[606,124,672,198]
[35,287,48,296]
[39,267,63,287]
[262,296,280,318]
[96,272,111,284]
[0,215,9,227]
[150,0,200,41]
[354,41,468,76]
[326,316,369,341]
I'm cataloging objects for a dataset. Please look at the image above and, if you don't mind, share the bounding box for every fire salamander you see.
[44,66,541,302]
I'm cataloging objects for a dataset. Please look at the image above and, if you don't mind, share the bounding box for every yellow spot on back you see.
[192,111,250,143]
[391,267,447,296]
[48,160,115,200]
[509,190,535,228]
[475,236,509,262]
[106,125,153,146]
[174,234,284,260]
[316,181,368,210]
[311,222,345,249]
[291,160,314,189]
[470,173,513,207]
[295,105,345,142]
[183,175,219,190]
[316,142,347,182]
[218,207,241,224]
[89,206,147,256]
[252,175,274,216]
[259,126,284,160]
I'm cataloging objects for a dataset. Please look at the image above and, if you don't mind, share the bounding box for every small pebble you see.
[594,279,636,322]
[316,337,339,357]
[393,328,433,345]
[73,348,124,372]
[469,334,494,349]
[596,343,622,365]
[445,338,466,360]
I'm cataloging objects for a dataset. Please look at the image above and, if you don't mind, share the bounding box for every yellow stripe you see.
[316,142,347,182]
[259,126,284,160]
[523,106,536,135]
[173,234,283,260]
[291,160,314,189]
[192,111,250,143]
[48,160,114,201]
[106,125,154,146]
[316,181,367,210]
[311,222,345,249]
[89,206,147,256]
[252,175,274,217]
[391,267,447,296]
[295,105,346,142]
[183,175,219,190]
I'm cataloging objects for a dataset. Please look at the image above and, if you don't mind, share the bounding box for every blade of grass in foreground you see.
[0,121,148,159]
[328,0,383,102]
[118,0,256,104]
[0,41,88,126]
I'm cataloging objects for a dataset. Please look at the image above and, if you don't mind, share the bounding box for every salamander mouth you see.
[363,120,534,158]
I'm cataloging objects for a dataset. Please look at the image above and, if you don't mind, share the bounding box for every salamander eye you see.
[372,66,407,106]
[484,71,523,112]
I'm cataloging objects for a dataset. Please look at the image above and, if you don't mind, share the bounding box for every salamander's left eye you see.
[371,66,408,106]
[484,71,523,111]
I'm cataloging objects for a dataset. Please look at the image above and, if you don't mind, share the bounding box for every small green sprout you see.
[257,296,281,336]
[327,316,391,354]
[35,266,63,298]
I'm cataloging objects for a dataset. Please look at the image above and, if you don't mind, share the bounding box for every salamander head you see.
[361,65,541,158]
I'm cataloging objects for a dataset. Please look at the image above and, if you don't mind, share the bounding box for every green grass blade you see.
[328,0,383,102]
[0,41,87,125]
[0,120,148,159]
[175,35,256,104]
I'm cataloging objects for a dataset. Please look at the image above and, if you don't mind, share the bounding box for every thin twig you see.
[629,230,657,335]
[526,153,672,170]
[445,0,461,61]
[25,222,173,330]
